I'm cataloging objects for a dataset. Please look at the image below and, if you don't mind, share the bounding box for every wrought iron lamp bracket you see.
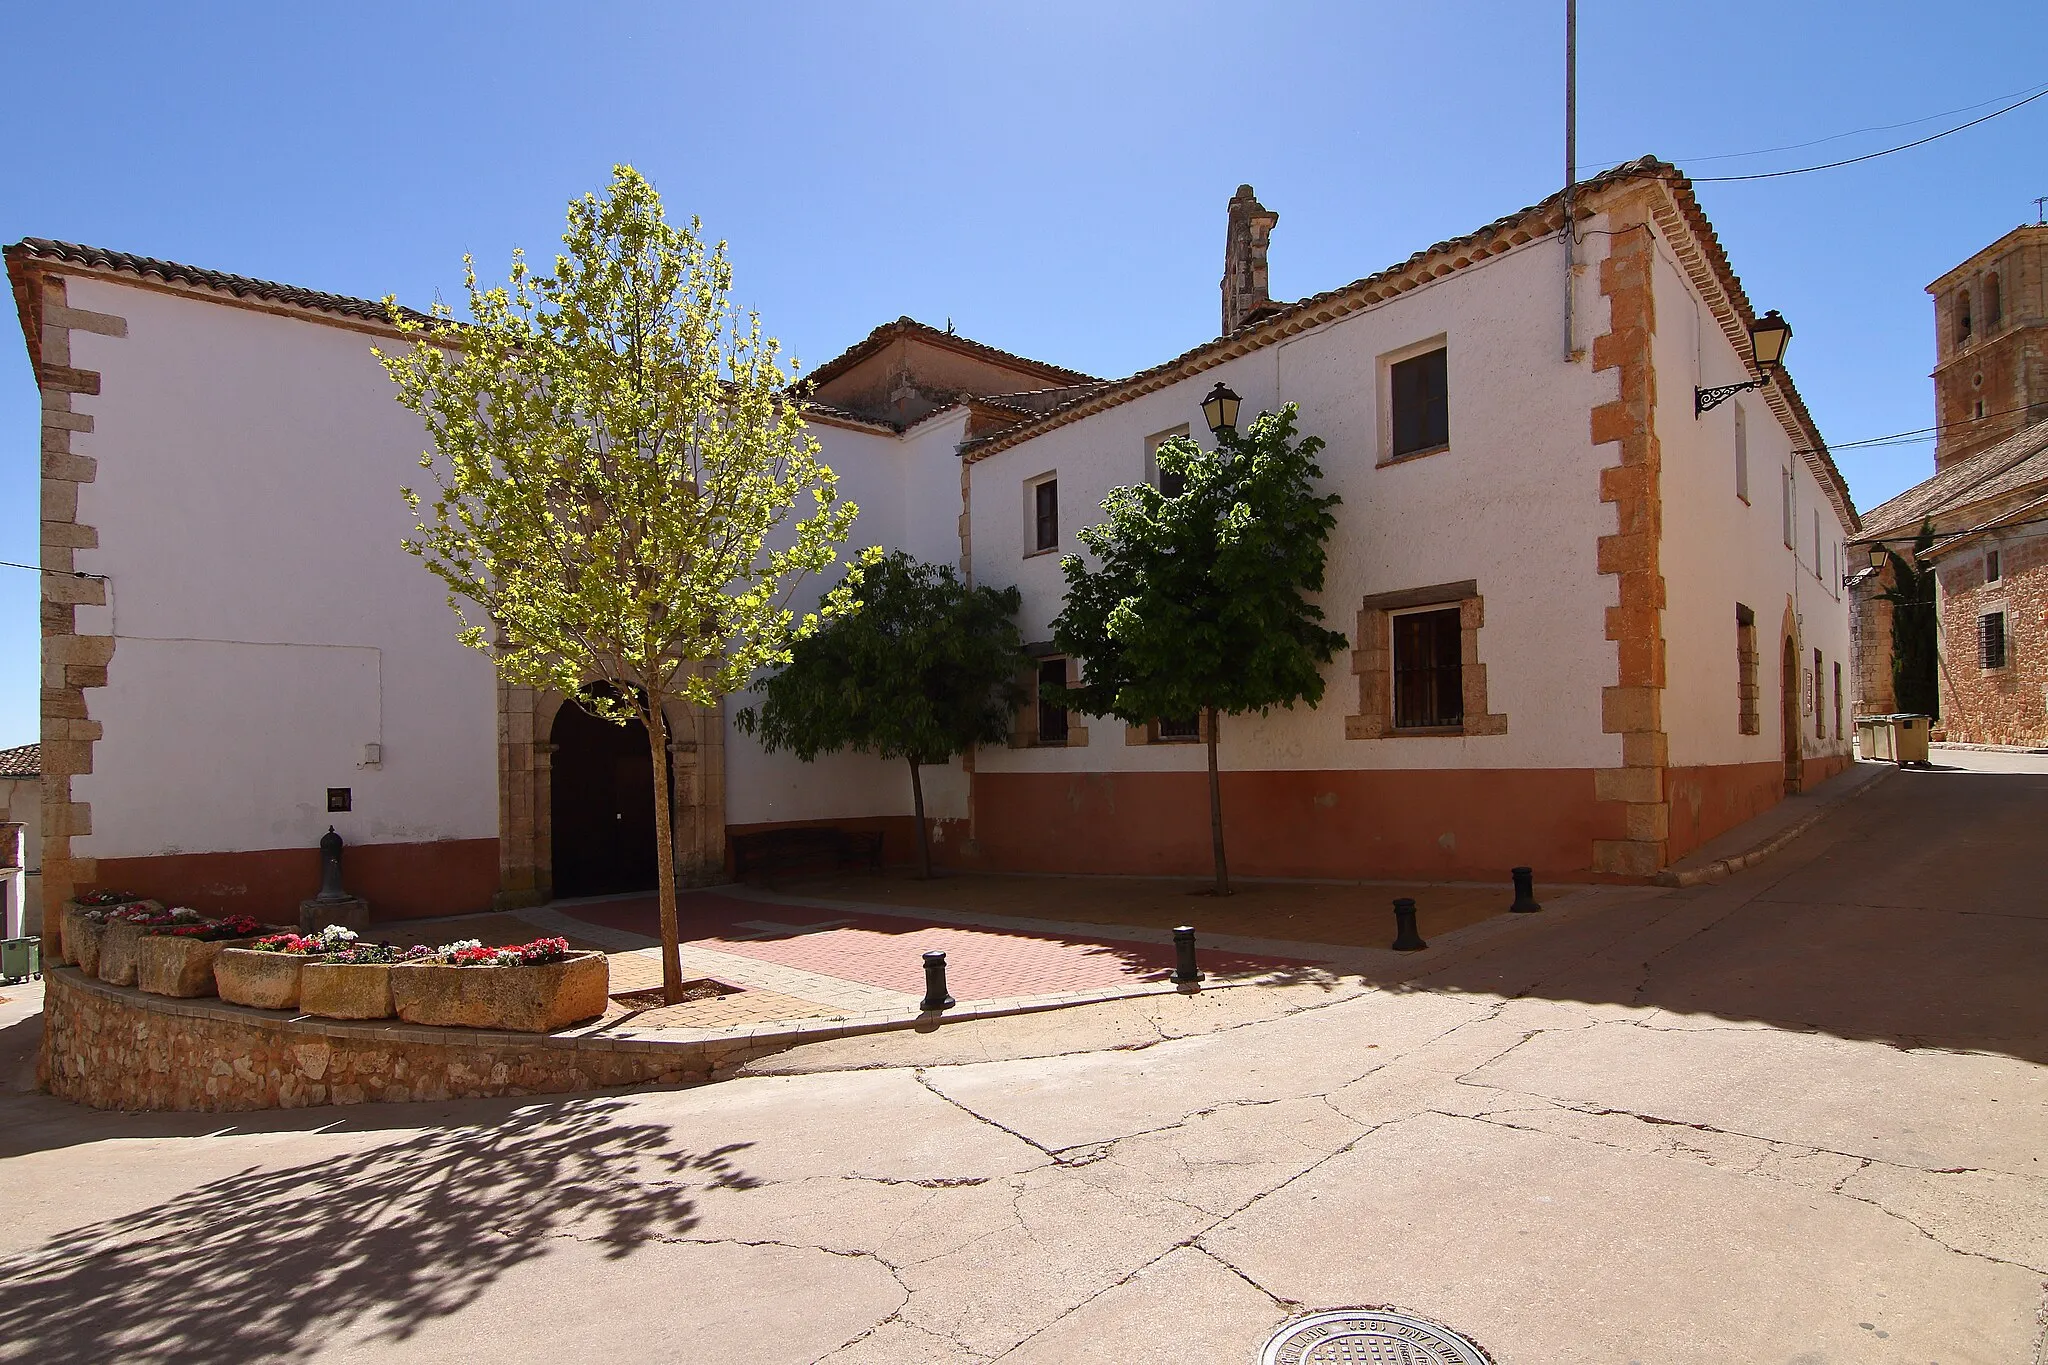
[1695,376,1768,416]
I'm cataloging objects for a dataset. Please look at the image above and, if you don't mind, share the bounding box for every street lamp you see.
[1696,310,1793,416]
[1201,381,1241,437]
[1868,544,1887,570]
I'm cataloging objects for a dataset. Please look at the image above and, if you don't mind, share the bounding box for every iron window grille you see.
[1036,658,1069,743]
[1393,607,1464,729]
[1979,612,2007,669]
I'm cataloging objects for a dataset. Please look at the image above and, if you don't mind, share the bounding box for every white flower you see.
[315,925,359,948]
[439,938,482,955]
[170,907,202,921]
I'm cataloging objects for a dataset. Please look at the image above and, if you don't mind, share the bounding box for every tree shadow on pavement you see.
[0,1097,757,1363]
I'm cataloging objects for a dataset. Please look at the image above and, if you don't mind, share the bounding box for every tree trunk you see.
[1205,705,1230,896]
[909,756,932,880]
[645,699,684,1002]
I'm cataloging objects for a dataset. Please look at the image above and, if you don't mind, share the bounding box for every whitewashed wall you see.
[967,232,1625,777]
[719,410,971,828]
[64,278,499,861]
[1652,250,1856,770]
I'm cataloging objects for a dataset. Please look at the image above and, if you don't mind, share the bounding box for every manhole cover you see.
[1260,1308,1492,1365]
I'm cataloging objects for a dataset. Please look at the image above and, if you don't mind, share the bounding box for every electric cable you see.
[1684,86,2048,183]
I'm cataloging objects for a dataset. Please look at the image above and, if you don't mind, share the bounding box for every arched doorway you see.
[549,691,660,897]
[1781,635,1802,796]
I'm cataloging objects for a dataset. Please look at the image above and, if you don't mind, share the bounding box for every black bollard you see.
[1509,866,1542,914]
[1172,926,1204,985]
[1391,897,1428,951]
[919,950,955,1011]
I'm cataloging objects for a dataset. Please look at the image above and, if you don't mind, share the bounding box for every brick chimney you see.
[1221,184,1280,335]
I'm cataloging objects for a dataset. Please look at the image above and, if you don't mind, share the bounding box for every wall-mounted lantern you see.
[1201,381,1241,437]
[1696,310,1792,416]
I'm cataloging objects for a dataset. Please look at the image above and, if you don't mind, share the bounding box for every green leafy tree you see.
[1051,404,1348,895]
[377,166,868,1002]
[737,552,1026,878]
[1881,520,1939,718]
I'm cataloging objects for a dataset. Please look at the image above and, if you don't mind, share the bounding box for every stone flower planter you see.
[96,921,158,987]
[60,898,162,973]
[299,960,400,1021]
[391,952,609,1033]
[214,949,325,1010]
[136,933,262,999]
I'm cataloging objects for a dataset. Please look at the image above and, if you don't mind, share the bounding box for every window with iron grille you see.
[1036,658,1069,743]
[1735,604,1759,735]
[1394,608,1463,729]
[1814,648,1825,738]
[1979,612,2007,669]
[1155,715,1201,741]
[1390,347,1450,457]
[1833,661,1842,740]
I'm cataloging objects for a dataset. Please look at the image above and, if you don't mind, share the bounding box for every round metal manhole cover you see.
[1260,1308,1492,1365]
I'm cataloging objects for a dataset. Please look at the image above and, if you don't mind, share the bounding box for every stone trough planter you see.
[60,899,162,975]
[391,952,609,1034]
[299,961,402,1021]
[214,949,325,1011]
[96,921,158,987]
[137,934,263,999]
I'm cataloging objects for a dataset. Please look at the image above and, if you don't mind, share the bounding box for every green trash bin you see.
[0,936,39,984]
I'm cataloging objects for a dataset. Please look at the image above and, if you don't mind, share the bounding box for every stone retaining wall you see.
[39,968,737,1112]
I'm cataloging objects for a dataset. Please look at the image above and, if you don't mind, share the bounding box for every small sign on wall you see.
[1802,671,1814,715]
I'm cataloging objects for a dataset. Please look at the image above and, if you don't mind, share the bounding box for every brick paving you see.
[560,889,1314,1000]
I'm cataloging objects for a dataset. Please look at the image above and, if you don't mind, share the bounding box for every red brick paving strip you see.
[566,892,1311,999]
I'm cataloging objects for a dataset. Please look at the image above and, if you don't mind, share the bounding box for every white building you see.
[6,157,1858,925]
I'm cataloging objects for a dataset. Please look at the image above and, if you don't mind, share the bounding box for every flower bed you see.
[135,916,269,998]
[391,938,609,1034]
[97,906,204,987]
[59,894,162,975]
[213,926,359,1010]
[299,943,440,1021]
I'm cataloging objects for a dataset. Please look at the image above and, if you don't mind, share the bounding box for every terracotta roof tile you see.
[6,237,435,327]
[1860,415,2048,540]
[0,744,39,779]
[800,315,1097,392]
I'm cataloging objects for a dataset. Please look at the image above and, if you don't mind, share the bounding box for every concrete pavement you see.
[0,754,2043,1362]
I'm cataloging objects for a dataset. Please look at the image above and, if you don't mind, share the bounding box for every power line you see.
[1589,79,2048,167]
[1685,87,2048,183]
[0,559,102,580]
[1828,401,2048,453]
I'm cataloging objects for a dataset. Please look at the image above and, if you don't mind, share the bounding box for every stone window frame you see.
[1145,424,1190,498]
[1010,651,1089,749]
[1735,603,1760,736]
[1377,334,1451,466]
[1345,579,1507,740]
[1125,713,1208,747]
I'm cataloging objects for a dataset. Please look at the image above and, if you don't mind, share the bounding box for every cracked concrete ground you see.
[0,754,2044,1363]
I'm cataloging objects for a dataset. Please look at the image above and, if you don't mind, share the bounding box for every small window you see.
[1957,289,1973,345]
[1986,548,2001,583]
[1987,273,2003,328]
[1733,403,1749,502]
[1146,425,1190,499]
[1813,510,1822,579]
[1390,347,1450,457]
[1028,476,1059,554]
[1393,607,1463,729]
[1036,658,1069,743]
[1782,469,1794,549]
[1975,399,1985,420]
[1980,613,2007,669]
[1735,604,1759,736]
[1156,715,1201,741]
[1814,648,1825,738]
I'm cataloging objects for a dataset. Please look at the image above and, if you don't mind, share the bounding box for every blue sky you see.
[4,0,2045,747]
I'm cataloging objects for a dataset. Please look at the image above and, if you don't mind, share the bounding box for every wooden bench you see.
[730,827,884,885]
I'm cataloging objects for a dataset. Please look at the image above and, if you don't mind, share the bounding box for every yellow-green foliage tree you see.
[378,166,868,1001]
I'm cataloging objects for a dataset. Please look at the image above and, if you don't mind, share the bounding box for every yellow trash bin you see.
[1893,714,1931,765]
[1854,715,1891,762]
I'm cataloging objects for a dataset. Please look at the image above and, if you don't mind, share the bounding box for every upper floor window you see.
[1026,474,1059,555]
[1813,510,1823,580]
[1987,548,2001,584]
[1389,346,1450,458]
[1986,273,2003,329]
[1733,403,1750,503]
[1957,290,1973,346]
[1145,425,1189,498]
[1782,469,1794,549]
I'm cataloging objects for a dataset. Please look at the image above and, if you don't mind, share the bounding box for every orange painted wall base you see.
[963,768,1625,882]
[724,814,969,875]
[88,839,500,922]
[1666,753,1855,863]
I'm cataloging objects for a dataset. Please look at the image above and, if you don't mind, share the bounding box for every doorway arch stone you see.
[495,678,726,908]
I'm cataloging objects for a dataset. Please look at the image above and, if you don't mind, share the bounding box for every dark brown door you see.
[1781,635,1802,796]
[550,697,660,897]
